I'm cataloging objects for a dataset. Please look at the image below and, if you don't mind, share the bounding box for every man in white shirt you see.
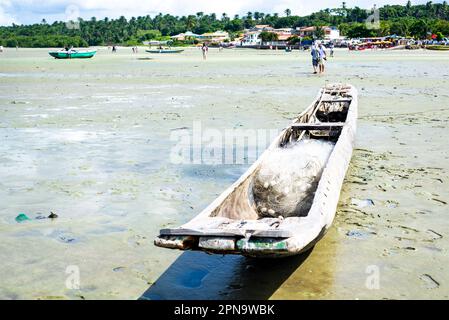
[318,43,327,74]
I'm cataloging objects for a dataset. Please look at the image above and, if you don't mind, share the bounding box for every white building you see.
[199,31,230,42]
[326,27,341,40]
[241,31,262,46]
[296,26,341,40]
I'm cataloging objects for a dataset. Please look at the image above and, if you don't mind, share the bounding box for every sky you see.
[0,0,435,26]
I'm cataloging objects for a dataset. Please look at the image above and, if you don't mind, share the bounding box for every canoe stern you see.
[154,235,299,258]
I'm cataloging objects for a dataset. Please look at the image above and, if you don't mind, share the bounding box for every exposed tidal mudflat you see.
[0,47,448,299]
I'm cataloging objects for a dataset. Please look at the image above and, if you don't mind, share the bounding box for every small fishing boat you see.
[426,45,449,51]
[155,84,358,258]
[49,49,97,59]
[146,49,184,54]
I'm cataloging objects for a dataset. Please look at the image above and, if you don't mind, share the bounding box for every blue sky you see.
[0,0,435,26]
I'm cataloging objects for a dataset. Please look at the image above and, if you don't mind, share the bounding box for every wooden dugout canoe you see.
[48,50,97,59]
[155,84,358,258]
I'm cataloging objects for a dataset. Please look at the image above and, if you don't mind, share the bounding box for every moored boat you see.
[49,49,97,59]
[145,49,184,54]
[155,84,358,258]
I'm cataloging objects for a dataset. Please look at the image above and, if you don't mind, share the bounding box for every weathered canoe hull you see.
[48,50,97,59]
[155,84,358,257]
[145,49,184,54]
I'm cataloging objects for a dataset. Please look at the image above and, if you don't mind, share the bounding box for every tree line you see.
[1,1,449,47]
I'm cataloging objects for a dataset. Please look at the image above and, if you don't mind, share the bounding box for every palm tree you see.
[246,12,253,20]
[285,9,291,17]
[186,15,196,31]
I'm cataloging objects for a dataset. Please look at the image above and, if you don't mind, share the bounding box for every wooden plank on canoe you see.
[199,237,236,250]
[290,122,346,130]
[320,98,352,103]
[160,227,295,238]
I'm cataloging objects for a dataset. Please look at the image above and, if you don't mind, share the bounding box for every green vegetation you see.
[0,34,88,48]
[313,24,326,39]
[1,2,449,47]
[259,31,279,42]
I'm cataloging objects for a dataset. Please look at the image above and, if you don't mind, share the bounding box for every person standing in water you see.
[202,43,208,60]
[318,43,327,74]
[311,43,319,74]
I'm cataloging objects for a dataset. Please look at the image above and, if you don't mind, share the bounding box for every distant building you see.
[198,31,230,42]
[251,25,273,31]
[296,26,341,40]
[273,28,293,41]
[171,31,229,42]
[241,26,294,46]
[241,31,262,45]
[171,31,200,41]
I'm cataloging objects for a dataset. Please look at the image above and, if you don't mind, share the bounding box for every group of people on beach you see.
[311,41,329,74]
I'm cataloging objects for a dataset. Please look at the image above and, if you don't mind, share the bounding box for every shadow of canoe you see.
[139,248,313,300]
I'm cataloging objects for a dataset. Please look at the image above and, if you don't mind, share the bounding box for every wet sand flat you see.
[0,47,448,299]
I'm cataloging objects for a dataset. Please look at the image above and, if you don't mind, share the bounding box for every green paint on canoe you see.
[48,50,97,59]
[236,238,288,251]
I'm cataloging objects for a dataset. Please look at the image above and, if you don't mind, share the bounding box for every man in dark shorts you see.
[311,43,319,74]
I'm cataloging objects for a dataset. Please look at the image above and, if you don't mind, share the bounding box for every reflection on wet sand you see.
[140,249,313,300]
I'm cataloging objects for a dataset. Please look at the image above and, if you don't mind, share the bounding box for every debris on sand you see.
[15,213,31,223]
[351,198,375,208]
[420,274,440,289]
[48,212,59,219]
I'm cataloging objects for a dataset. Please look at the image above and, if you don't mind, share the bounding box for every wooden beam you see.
[159,227,294,238]
[320,98,352,103]
[290,122,346,131]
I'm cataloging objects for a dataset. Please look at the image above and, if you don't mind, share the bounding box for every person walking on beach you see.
[202,43,208,60]
[329,42,334,57]
[311,43,319,74]
[318,43,327,74]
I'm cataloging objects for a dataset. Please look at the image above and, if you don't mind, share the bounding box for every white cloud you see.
[0,10,16,25]
[0,0,433,25]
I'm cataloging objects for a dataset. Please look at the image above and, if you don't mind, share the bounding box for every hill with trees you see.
[1,1,448,47]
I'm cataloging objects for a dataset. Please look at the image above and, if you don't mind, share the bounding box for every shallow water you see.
[0,47,448,299]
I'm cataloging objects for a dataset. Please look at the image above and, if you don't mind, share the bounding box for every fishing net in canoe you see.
[252,139,334,218]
